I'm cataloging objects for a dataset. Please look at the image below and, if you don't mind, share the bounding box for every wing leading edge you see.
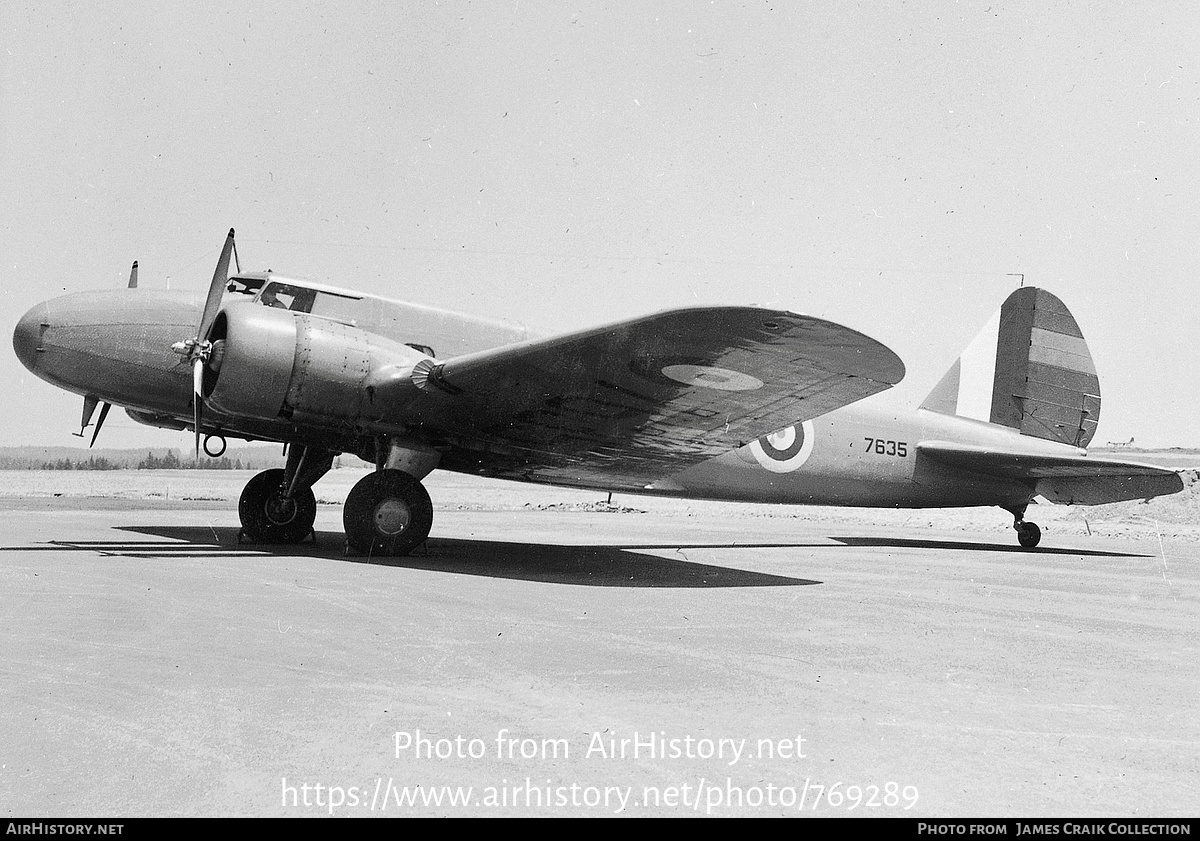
[918,441,1184,504]
[394,306,904,487]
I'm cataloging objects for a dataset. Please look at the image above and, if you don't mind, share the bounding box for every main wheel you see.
[343,470,433,556]
[239,468,317,544]
[1017,521,1042,549]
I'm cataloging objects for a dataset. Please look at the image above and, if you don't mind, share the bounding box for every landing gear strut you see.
[1016,521,1041,548]
[238,445,333,545]
[1005,504,1041,549]
[239,468,316,544]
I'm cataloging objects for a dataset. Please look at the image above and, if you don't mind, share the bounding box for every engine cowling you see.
[204,304,297,419]
[204,303,431,426]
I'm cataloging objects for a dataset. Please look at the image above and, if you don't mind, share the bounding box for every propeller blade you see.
[197,228,235,342]
[89,402,111,448]
[128,261,138,289]
[192,357,205,458]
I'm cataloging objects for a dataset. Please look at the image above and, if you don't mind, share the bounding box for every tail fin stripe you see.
[1022,381,1095,411]
[1026,363,1095,393]
[1028,344,1097,373]
[1032,309,1083,337]
[956,308,1001,421]
[1029,326,1092,360]
[1021,397,1094,428]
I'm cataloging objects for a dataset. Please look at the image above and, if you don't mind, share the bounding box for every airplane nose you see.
[13,302,48,373]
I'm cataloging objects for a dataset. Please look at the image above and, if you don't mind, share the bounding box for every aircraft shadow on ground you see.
[108,526,821,588]
[830,536,1152,558]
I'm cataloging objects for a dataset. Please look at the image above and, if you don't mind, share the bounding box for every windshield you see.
[227,276,265,296]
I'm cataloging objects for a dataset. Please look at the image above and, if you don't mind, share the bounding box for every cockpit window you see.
[255,280,361,321]
[258,282,316,313]
[227,276,265,296]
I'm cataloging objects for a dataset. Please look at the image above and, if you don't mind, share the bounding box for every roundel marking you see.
[749,420,816,473]
[661,364,763,392]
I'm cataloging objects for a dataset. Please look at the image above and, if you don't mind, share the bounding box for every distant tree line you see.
[1,444,359,471]
[36,450,245,470]
[40,456,121,471]
[136,450,244,470]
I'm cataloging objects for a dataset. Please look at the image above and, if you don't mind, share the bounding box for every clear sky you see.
[2,1,1197,449]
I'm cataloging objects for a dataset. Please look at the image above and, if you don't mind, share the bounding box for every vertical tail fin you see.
[920,287,1101,447]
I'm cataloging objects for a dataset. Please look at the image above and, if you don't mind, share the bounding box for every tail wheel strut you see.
[1006,504,1042,549]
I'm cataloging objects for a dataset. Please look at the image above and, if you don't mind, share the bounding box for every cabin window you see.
[256,281,362,323]
[308,291,363,324]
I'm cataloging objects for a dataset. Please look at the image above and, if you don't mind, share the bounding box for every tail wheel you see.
[239,468,316,544]
[1017,521,1042,549]
[343,469,433,556]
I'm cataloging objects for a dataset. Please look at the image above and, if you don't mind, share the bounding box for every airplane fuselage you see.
[14,286,1051,513]
[665,406,1045,510]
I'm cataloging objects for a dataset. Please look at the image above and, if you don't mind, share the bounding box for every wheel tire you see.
[1017,521,1042,549]
[343,470,433,557]
[239,468,317,544]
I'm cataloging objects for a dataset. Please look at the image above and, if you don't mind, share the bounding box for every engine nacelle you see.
[204,303,430,426]
[205,304,297,419]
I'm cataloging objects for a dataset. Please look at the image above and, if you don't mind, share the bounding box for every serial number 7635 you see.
[863,438,908,457]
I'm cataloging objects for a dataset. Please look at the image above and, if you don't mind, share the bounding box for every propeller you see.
[171,228,236,457]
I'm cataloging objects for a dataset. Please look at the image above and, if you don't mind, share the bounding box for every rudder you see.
[920,287,1101,447]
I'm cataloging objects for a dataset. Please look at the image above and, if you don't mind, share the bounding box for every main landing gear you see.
[238,445,333,545]
[239,468,316,543]
[341,436,440,556]
[236,436,441,557]
[343,469,433,556]
[1005,504,1042,549]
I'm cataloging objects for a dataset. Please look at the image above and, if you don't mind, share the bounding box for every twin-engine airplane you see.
[12,230,1184,554]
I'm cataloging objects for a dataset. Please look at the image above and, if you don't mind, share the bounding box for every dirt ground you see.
[0,467,1196,817]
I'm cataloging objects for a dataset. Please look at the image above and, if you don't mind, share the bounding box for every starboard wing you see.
[392,306,904,487]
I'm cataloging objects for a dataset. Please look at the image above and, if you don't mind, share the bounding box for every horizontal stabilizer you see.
[918,441,1184,504]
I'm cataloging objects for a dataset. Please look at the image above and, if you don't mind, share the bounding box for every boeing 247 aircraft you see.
[12,230,1184,555]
